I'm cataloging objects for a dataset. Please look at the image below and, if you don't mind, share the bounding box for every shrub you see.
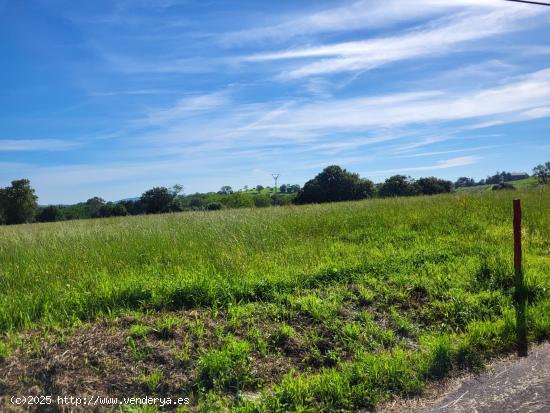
[206,202,224,211]
[36,205,62,222]
[252,194,271,208]
[491,183,515,191]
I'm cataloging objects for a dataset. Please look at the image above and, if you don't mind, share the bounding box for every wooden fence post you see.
[513,199,528,357]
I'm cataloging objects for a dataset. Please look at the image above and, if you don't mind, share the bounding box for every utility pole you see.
[272,174,280,194]
[513,199,528,357]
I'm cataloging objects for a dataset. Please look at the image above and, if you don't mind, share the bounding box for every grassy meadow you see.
[0,187,549,411]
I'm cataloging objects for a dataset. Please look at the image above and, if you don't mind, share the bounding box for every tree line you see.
[1,161,548,225]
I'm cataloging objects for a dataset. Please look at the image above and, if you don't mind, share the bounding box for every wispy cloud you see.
[0,139,79,152]
[89,89,174,97]
[392,145,496,159]
[223,0,503,45]
[140,91,231,125]
[366,156,482,176]
[242,7,541,79]
[127,68,550,158]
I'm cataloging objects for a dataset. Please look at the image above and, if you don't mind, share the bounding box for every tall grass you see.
[1,188,549,411]
[0,189,548,333]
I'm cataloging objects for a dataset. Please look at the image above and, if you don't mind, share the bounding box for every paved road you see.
[419,343,550,413]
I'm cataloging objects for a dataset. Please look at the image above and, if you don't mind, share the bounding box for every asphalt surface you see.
[419,342,550,413]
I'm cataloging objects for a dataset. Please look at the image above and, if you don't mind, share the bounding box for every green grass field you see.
[0,187,549,412]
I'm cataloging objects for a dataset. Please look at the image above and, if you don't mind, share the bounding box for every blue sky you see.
[1,0,549,204]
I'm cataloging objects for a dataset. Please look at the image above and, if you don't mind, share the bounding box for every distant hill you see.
[456,177,539,193]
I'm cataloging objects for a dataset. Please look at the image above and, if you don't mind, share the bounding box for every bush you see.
[492,183,515,191]
[36,205,62,222]
[206,202,224,211]
[221,193,254,209]
[271,194,293,206]
[252,194,271,208]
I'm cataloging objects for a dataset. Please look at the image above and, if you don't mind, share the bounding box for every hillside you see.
[456,177,539,193]
[0,188,549,412]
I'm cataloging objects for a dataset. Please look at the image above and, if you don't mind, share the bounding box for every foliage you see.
[485,171,529,185]
[294,165,374,204]
[119,199,146,215]
[416,177,454,195]
[221,192,255,209]
[378,175,419,197]
[533,162,550,185]
[206,202,224,211]
[277,184,300,194]
[97,203,128,217]
[0,179,38,225]
[86,197,106,217]
[455,177,476,188]
[492,183,515,191]
[219,186,233,195]
[198,337,252,390]
[36,205,62,223]
[252,194,271,208]
[140,185,182,214]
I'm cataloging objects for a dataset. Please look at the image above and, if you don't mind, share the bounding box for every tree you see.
[219,186,233,195]
[416,177,454,195]
[279,184,288,193]
[0,179,38,225]
[533,162,550,185]
[86,197,106,217]
[294,165,374,204]
[455,177,476,188]
[97,203,128,218]
[36,205,62,222]
[255,185,264,192]
[287,184,301,193]
[379,175,419,198]
[140,185,182,214]
[119,199,146,215]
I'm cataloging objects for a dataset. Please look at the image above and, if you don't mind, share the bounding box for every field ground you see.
[0,187,549,412]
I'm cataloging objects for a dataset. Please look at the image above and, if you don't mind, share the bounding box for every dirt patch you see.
[0,307,316,412]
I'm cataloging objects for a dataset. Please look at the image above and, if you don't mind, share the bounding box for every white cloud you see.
[0,139,79,152]
[392,146,495,159]
[140,92,231,125]
[218,69,550,139]
[224,0,504,45]
[242,6,541,79]
[129,68,550,156]
[366,156,482,176]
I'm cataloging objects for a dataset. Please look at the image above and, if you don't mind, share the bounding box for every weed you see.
[139,369,163,393]
[198,337,252,390]
[129,324,152,338]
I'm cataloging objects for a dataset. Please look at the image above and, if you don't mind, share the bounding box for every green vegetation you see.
[0,179,38,225]
[457,177,538,193]
[0,187,549,411]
